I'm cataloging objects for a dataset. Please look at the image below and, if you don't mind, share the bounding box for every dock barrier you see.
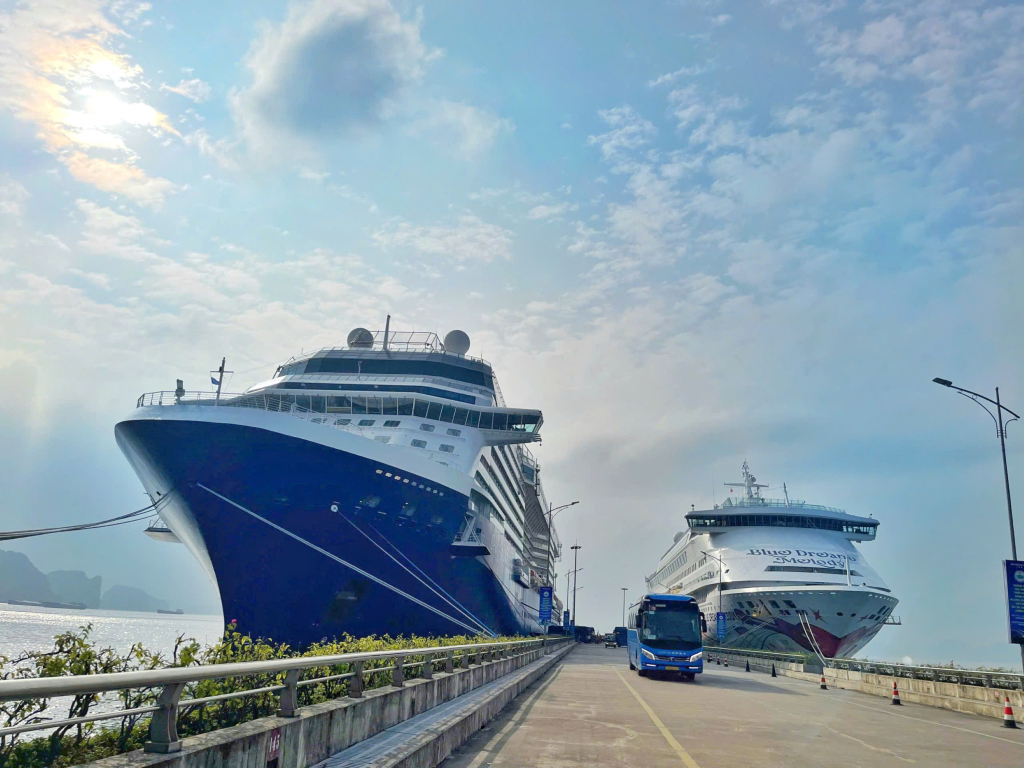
[705,645,1024,723]
[0,636,573,767]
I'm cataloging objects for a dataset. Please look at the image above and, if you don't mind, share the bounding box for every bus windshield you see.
[641,600,702,650]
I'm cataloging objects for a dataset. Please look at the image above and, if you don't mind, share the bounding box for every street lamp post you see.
[571,543,582,634]
[621,587,628,627]
[933,377,1021,671]
[547,501,578,589]
[702,550,725,615]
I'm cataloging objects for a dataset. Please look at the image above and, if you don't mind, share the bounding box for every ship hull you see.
[116,411,541,646]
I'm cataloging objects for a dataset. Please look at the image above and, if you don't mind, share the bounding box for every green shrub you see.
[1,623,521,768]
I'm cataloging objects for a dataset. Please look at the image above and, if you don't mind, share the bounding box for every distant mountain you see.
[0,550,56,603]
[47,570,102,609]
[100,585,169,613]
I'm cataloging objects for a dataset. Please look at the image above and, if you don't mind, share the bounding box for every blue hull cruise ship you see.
[116,327,562,646]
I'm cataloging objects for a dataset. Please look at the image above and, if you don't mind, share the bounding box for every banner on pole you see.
[539,587,553,624]
[1005,560,1024,644]
[716,612,727,641]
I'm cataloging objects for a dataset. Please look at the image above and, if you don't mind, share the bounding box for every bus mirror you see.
[700,615,708,633]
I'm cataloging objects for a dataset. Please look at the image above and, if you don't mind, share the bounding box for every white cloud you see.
[587,106,656,162]
[373,214,513,263]
[63,154,174,209]
[0,178,29,218]
[232,0,433,149]
[183,130,240,170]
[647,64,707,88]
[410,100,515,158]
[527,202,579,220]
[160,78,213,103]
[75,199,161,262]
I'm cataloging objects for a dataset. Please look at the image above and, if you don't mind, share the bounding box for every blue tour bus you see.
[627,593,707,680]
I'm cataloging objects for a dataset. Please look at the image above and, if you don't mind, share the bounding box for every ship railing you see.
[280,332,494,368]
[716,498,848,514]
[0,637,571,752]
[704,645,1024,690]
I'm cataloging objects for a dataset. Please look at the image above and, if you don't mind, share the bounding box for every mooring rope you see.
[196,483,485,635]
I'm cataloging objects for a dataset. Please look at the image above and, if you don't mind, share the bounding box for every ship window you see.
[784,600,797,609]
[358,419,375,426]
[294,395,310,411]
[310,396,326,412]
[439,404,457,422]
[419,423,435,432]
[334,418,351,426]
[352,397,367,414]
[467,410,480,428]
[413,400,429,418]
[411,439,427,449]
[397,398,414,415]
[374,436,390,443]
[426,402,443,420]
[382,397,399,415]
[383,420,401,427]
[492,413,508,431]
[366,397,383,414]
[454,408,469,426]
[328,396,352,412]
[447,428,462,437]
[439,444,455,453]
[769,600,781,609]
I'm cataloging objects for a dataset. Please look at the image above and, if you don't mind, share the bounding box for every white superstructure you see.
[646,462,899,658]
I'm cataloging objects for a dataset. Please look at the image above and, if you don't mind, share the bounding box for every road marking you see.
[825,726,916,762]
[613,669,702,768]
[839,697,1024,746]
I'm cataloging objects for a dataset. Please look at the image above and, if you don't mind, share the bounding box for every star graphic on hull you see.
[811,609,823,622]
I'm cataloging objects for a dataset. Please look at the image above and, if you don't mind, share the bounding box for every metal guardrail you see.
[705,645,1024,690]
[0,637,569,753]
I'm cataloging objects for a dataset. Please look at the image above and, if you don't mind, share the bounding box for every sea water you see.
[0,604,224,662]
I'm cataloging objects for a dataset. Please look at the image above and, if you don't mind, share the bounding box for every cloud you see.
[0,178,30,218]
[75,199,161,261]
[373,214,513,263]
[647,64,707,88]
[232,0,432,149]
[183,130,240,170]
[587,106,656,162]
[527,202,579,220]
[64,153,174,208]
[409,100,515,158]
[160,78,212,103]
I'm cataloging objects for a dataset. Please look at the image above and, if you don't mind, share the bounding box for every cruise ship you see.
[646,463,898,658]
[116,326,563,646]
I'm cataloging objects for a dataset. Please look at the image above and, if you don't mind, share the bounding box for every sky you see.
[0,0,1022,666]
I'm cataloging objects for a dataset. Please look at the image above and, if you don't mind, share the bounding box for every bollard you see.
[745,660,750,672]
[771,663,777,678]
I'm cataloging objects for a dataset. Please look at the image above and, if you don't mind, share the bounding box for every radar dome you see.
[348,327,374,348]
[443,330,471,356]
[673,531,685,544]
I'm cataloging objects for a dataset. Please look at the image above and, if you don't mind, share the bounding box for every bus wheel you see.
[637,669,647,677]
[628,660,635,670]
[683,672,695,682]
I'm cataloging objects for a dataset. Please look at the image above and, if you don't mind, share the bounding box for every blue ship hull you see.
[116,418,538,646]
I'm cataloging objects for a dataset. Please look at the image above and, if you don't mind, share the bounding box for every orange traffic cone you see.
[891,681,901,705]
[1003,695,1018,729]
[724,657,729,668]
[820,673,827,690]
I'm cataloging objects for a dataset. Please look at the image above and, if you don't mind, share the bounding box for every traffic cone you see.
[1003,695,1017,728]
[820,673,827,690]
[745,659,750,672]
[771,663,777,678]
[717,657,721,665]
[891,681,901,705]
[724,657,729,668]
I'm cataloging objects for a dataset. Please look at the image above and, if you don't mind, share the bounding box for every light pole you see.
[933,377,1021,672]
[702,550,725,615]
[620,587,628,627]
[571,543,582,634]
[547,500,579,590]
[933,378,1020,558]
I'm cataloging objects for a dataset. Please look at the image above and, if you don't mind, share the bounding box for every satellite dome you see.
[673,531,685,544]
[443,330,471,356]
[348,327,374,348]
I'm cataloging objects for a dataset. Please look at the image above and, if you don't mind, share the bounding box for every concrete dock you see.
[442,645,1024,768]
